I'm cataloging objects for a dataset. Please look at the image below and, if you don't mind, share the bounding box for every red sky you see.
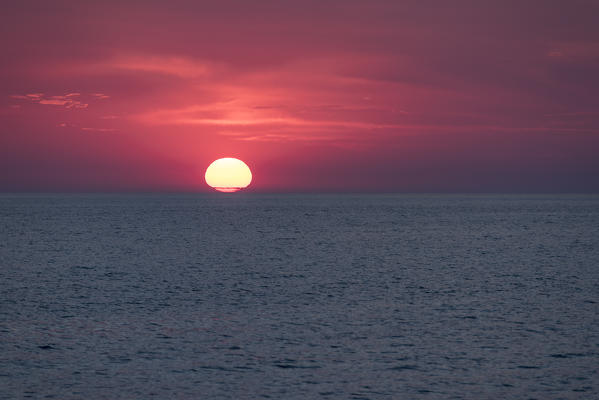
[1,0,598,192]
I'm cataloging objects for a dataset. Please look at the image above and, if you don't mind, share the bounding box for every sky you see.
[1,0,598,192]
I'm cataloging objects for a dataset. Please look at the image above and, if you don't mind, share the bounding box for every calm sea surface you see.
[1,194,598,399]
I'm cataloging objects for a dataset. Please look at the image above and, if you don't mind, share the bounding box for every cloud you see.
[135,98,407,143]
[11,92,94,109]
[91,93,110,99]
[235,133,341,142]
[547,41,599,60]
[81,127,117,132]
[106,56,212,77]
[42,55,218,79]
[170,116,402,130]
[56,122,118,132]
[39,99,70,106]
[57,122,116,132]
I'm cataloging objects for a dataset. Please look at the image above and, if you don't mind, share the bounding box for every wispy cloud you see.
[544,111,599,117]
[81,127,117,132]
[57,122,117,132]
[108,55,214,77]
[11,93,88,109]
[547,41,599,60]
[170,116,402,130]
[45,55,218,79]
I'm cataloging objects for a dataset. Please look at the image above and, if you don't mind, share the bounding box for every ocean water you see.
[1,194,598,399]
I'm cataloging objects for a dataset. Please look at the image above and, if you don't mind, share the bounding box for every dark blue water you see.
[1,194,598,399]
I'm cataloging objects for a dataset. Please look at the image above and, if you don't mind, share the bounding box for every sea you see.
[1,194,598,399]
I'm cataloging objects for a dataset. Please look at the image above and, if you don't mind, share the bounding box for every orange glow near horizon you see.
[205,158,252,192]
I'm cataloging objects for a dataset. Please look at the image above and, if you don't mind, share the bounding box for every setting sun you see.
[205,158,252,192]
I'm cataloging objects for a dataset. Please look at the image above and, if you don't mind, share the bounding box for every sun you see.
[205,158,252,192]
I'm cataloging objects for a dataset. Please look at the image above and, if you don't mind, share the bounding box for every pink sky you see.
[1,1,598,192]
